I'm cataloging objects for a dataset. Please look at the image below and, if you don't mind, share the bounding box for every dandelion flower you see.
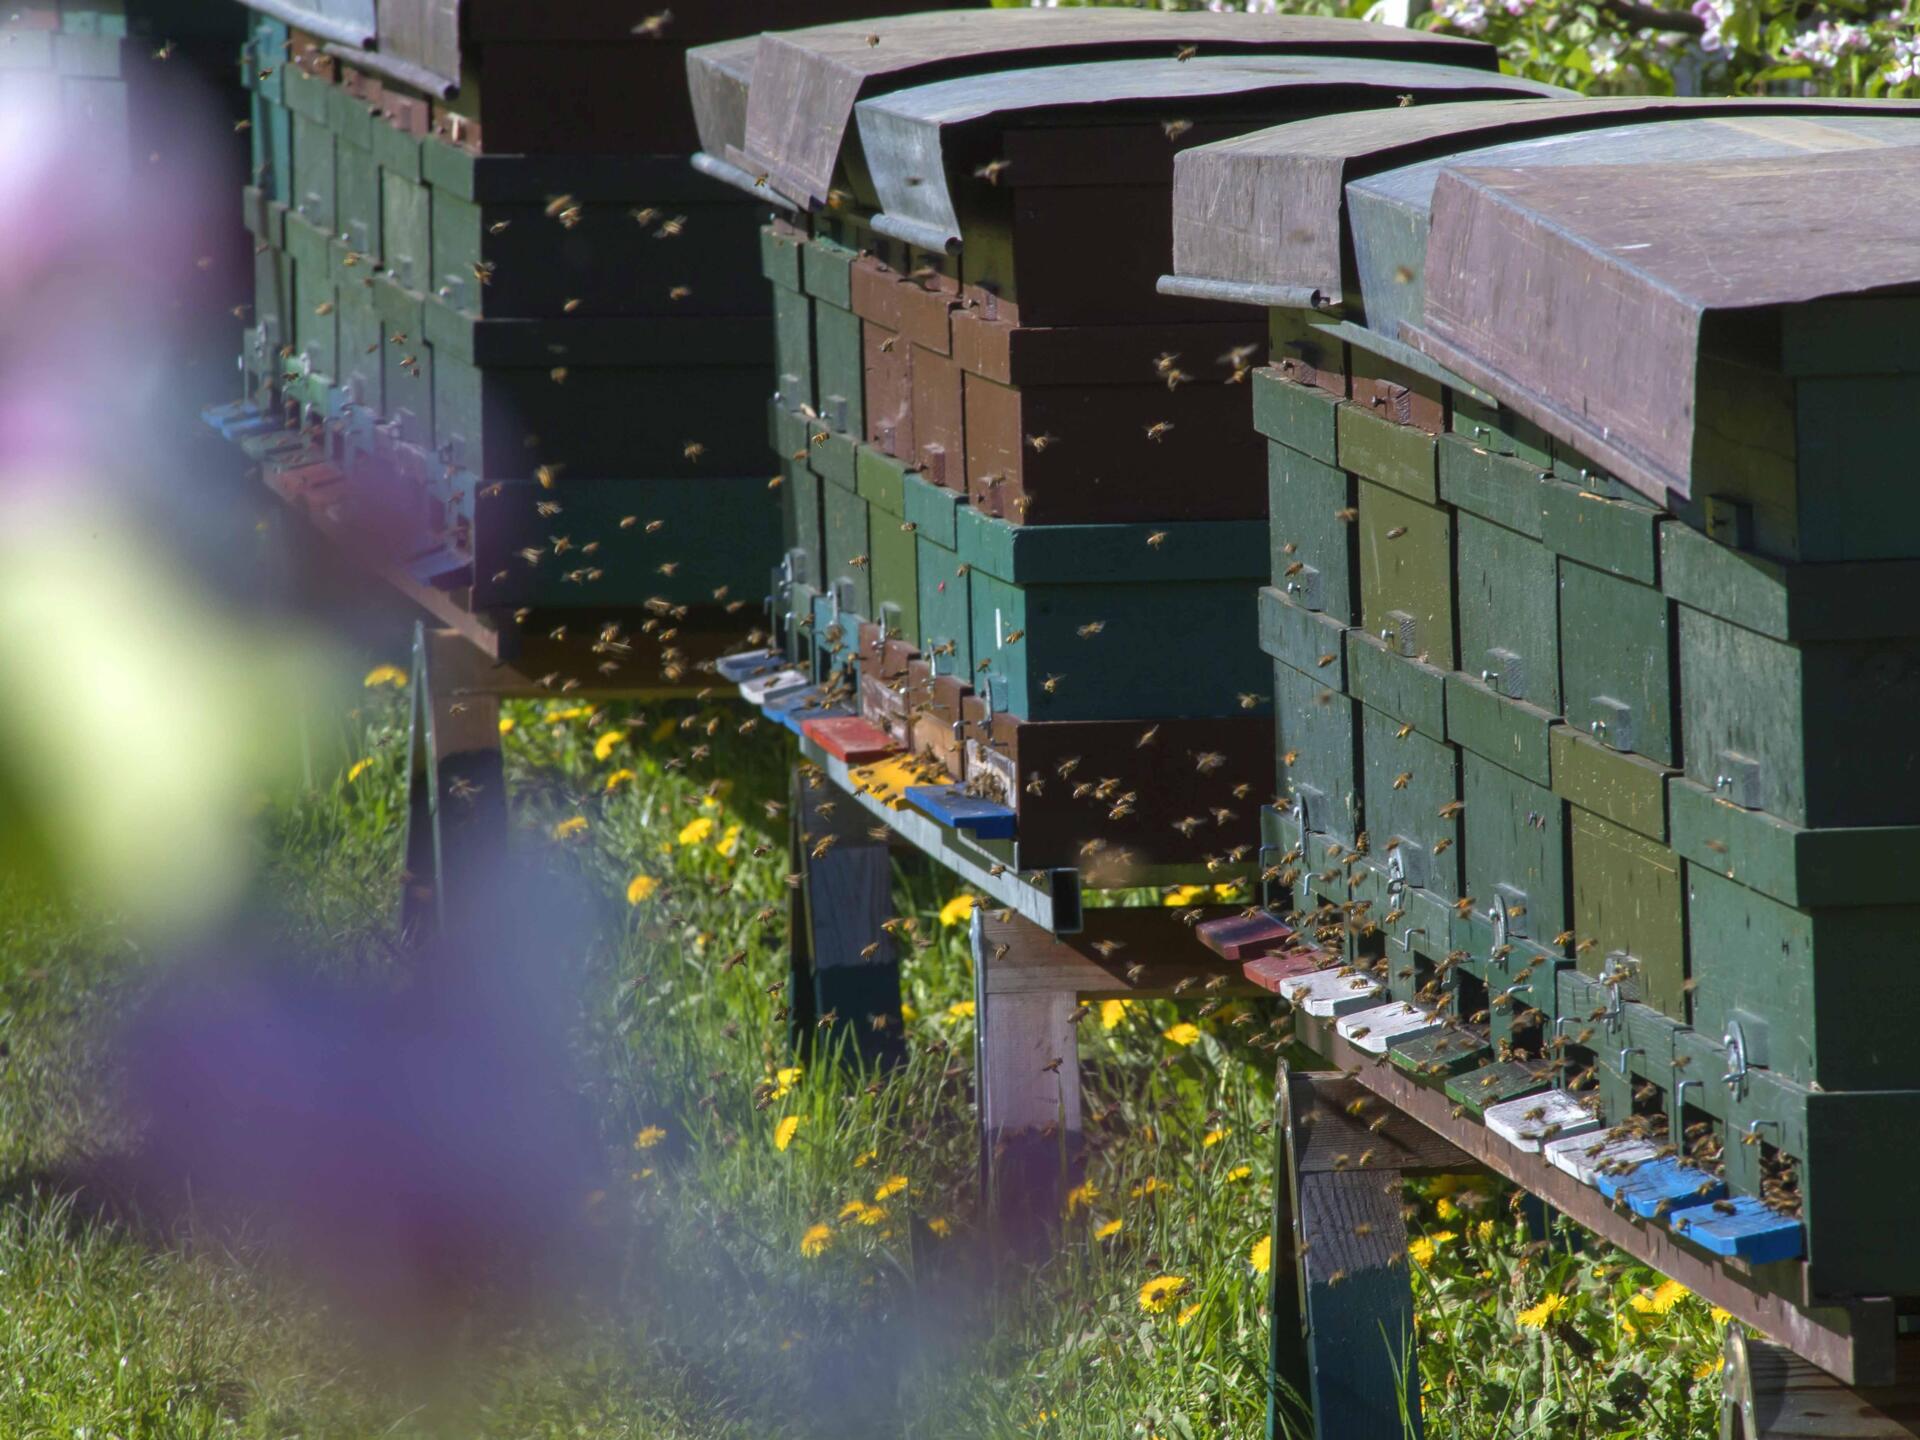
[678,815,715,846]
[945,999,975,1021]
[551,816,588,840]
[1649,1278,1690,1314]
[1130,1177,1162,1199]
[1202,1127,1230,1148]
[1225,1164,1252,1183]
[938,894,977,927]
[899,1001,917,1022]
[774,1115,803,1152]
[1063,1183,1098,1217]
[1516,1294,1568,1329]
[363,664,407,688]
[346,758,372,783]
[1408,1237,1437,1267]
[1100,999,1130,1030]
[498,716,516,735]
[839,1200,871,1222]
[1095,1218,1124,1240]
[1709,1306,1733,1326]
[1138,1275,1187,1314]
[1694,1355,1725,1380]
[717,823,743,857]
[874,1175,908,1201]
[1163,1022,1201,1047]
[605,768,637,791]
[1250,1234,1272,1275]
[626,873,658,905]
[1473,1219,1495,1244]
[1429,1230,1457,1247]
[633,1125,666,1150]
[593,730,624,761]
[853,1147,877,1169]
[1162,884,1206,907]
[856,1205,887,1227]
[927,1217,952,1238]
[800,1223,832,1258]
[1436,1197,1460,1222]
[769,1065,803,1099]
[547,705,589,724]
[1176,1301,1204,1327]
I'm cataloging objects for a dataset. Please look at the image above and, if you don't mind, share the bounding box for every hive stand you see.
[1721,1330,1920,1439]
[401,623,709,940]
[1269,1065,1476,1440]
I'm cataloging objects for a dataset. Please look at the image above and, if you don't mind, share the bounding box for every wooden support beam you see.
[1723,1330,1920,1438]
[792,767,905,1067]
[977,905,1266,1000]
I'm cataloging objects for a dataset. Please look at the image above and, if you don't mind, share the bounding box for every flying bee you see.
[1042,673,1064,694]
[550,366,569,384]
[1240,693,1262,709]
[1137,725,1159,747]
[1392,771,1413,790]
[1076,620,1105,638]
[1386,525,1409,540]
[684,441,705,461]
[655,215,686,239]
[472,259,496,286]
[1144,420,1175,442]
[1026,433,1057,452]
[879,335,897,353]
[1335,507,1358,523]
[974,158,1012,185]
[1316,652,1337,668]
[1162,118,1193,141]
[632,207,661,228]
[1438,800,1465,819]
[631,10,672,38]
[1175,43,1198,60]
[563,298,582,314]
[669,285,693,300]
[1147,531,1169,549]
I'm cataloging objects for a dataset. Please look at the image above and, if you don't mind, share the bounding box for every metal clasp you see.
[1722,1020,1750,1100]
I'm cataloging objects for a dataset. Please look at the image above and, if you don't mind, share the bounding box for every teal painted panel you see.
[1559,560,1673,766]
[1258,584,1348,684]
[1438,433,1547,539]
[903,469,963,549]
[336,290,381,411]
[1345,630,1445,741]
[1669,775,1920,910]
[772,283,814,414]
[1457,510,1560,714]
[814,300,863,438]
[916,536,972,676]
[381,170,431,293]
[1360,701,1462,900]
[290,110,335,236]
[958,507,1266,586]
[1443,674,1554,787]
[335,132,382,263]
[1540,474,1660,584]
[1268,440,1356,622]
[823,478,871,620]
[1792,376,1920,562]
[1462,750,1568,945]
[790,460,824,587]
[1273,657,1361,849]
[1252,367,1338,464]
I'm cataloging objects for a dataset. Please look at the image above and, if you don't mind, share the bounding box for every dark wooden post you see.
[791,767,905,1067]
[1269,1064,1476,1440]
[402,623,508,943]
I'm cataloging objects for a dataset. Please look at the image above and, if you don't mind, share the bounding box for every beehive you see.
[694,10,1557,887]
[1170,99,1920,1297]
[218,1,961,675]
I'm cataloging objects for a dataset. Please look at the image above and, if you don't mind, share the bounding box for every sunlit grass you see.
[0,679,1729,1438]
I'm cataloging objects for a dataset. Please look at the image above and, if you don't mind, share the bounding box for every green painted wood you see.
[282,62,331,125]
[1450,393,1551,469]
[1443,1059,1552,1118]
[808,426,857,491]
[791,461,825,589]
[772,284,814,414]
[1570,807,1687,1023]
[1274,658,1361,849]
[1268,440,1357,623]
[803,235,855,310]
[334,131,382,265]
[856,444,907,518]
[1678,607,1920,829]
[370,118,422,185]
[290,259,336,384]
[373,275,432,445]
[1443,674,1554,788]
[1539,474,1661,584]
[1669,776,1920,910]
[1337,402,1437,503]
[916,535,972,674]
[1358,479,1455,671]
[760,224,803,292]
[1390,1027,1491,1083]
[1437,433,1547,539]
[813,299,864,438]
[327,81,375,154]
[1252,367,1338,465]
[823,478,872,620]
[1559,559,1674,766]
[1659,522,1920,643]
[1259,585,1349,686]
[957,508,1266,586]
[1360,701,1462,900]
[1687,864,1918,1092]
[335,289,381,411]
[249,15,287,106]
[869,499,919,644]
[1463,750,1569,947]
[252,92,292,206]
[1550,727,1669,843]
[380,170,431,294]
[290,110,336,236]
[903,469,963,549]
[1800,1092,1920,1299]
[1457,510,1559,715]
[1345,630,1445,741]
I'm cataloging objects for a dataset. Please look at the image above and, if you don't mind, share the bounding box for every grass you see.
[0,674,1731,1438]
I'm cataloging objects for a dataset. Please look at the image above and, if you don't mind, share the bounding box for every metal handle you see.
[1398,926,1426,950]
[1617,1045,1644,1074]
[1589,719,1608,737]
[1673,1077,1700,1113]
[1714,773,1734,792]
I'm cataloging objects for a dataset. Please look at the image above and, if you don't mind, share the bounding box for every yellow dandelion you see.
[946,999,976,1020]
[1138,1275,1188,1314]
[1130,1177,1162,1199]
[363,663,407,688]
[1162,884,1207,907]
[1251,1234,1272,1275]
[1100,999,1131,1030]
[1694,1355,1725,1380]
[547,705,590,724]
[626,873,658,905]
[900,1001,917,1021]
[927,1217,952,1238]
[346,758,372,783]
[498,716,516,735]
[1473,1219,1495,1243]
[1176,1301,1204,1327]
[633,1125,666,1150]
[874,1175,908,1201]
[593,730,624,761]
[769,1065,803,1099]
[1709,1306,1733,1326]
[700,794,720,811]
[1408,1236,1437,1267]
[855,1204,887,1227]
[938,894,977,927]
[717,823,743,857]
[678,815,715,846]
[1095,1218,1124,1240]
[853,1147,877,1168]
[774,1115,803,1152]
[800,1223,832,1258]
[1225,1164,1252,1183]
[551,815,588,840]
[1435,1196,1460,1222]
[839,1199,871,1222]
[1517,1294,1568,1329]
[1211,882,1240,899]
[1202,1127,1230,1148]
[1429,1229,1457,1246]
[605,767,637,791]
[1647,1278,1690,1314]
[1063,1182,1099,1218]
[1163,1022,1201,1047]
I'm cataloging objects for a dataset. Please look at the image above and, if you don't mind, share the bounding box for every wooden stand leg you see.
[791,767,904,1067]
[1722,1328,1920,1439]
[400,623,508,945]
[1269,1064,1476,1440]
[972,908,1084,1252]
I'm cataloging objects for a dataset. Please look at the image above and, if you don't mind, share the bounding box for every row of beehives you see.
[697,10,1920,1299]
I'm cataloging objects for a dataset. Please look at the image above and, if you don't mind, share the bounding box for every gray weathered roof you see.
[720,9,1499,209]
[688,38,785,202]
[854,54,1556,253]
[1409,147,1920,503]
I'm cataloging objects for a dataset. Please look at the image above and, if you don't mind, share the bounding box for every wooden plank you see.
[1725,1333,1920,1438]
[796,768,905,1065]
[977,906,1261,998]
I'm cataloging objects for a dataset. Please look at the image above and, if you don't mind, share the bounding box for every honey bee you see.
[1162,118,1193,141]
[879,335,898,353]
[669,285,692,300]
[632,207,661,228]
[1076,620,1105,638]
[550,366,569,384]
[1239,693,1263,709]
[489,220,511,235]
[563,298,582,314]
[1137,725,1159,747]
[1335,507,1358,523]
[1026,433,1057,452]
[1438,800,1465,819]
[1316,652,1338,668]
[1175,43,1198,60]
[631,10,672,38]
[1392,771,1413,790]
[684,441,705,462]
[313,300,334,317]
[655,215,686,239]
[1386,525,1409,540]
[472,260,496,286]
[536,463,563,489]
[1144,420,1175,442]
[153,38,175,60]
[973,158,1012,185]
[1146,532,1169,549]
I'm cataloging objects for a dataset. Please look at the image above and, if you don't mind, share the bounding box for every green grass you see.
[0,681,1729,1438]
